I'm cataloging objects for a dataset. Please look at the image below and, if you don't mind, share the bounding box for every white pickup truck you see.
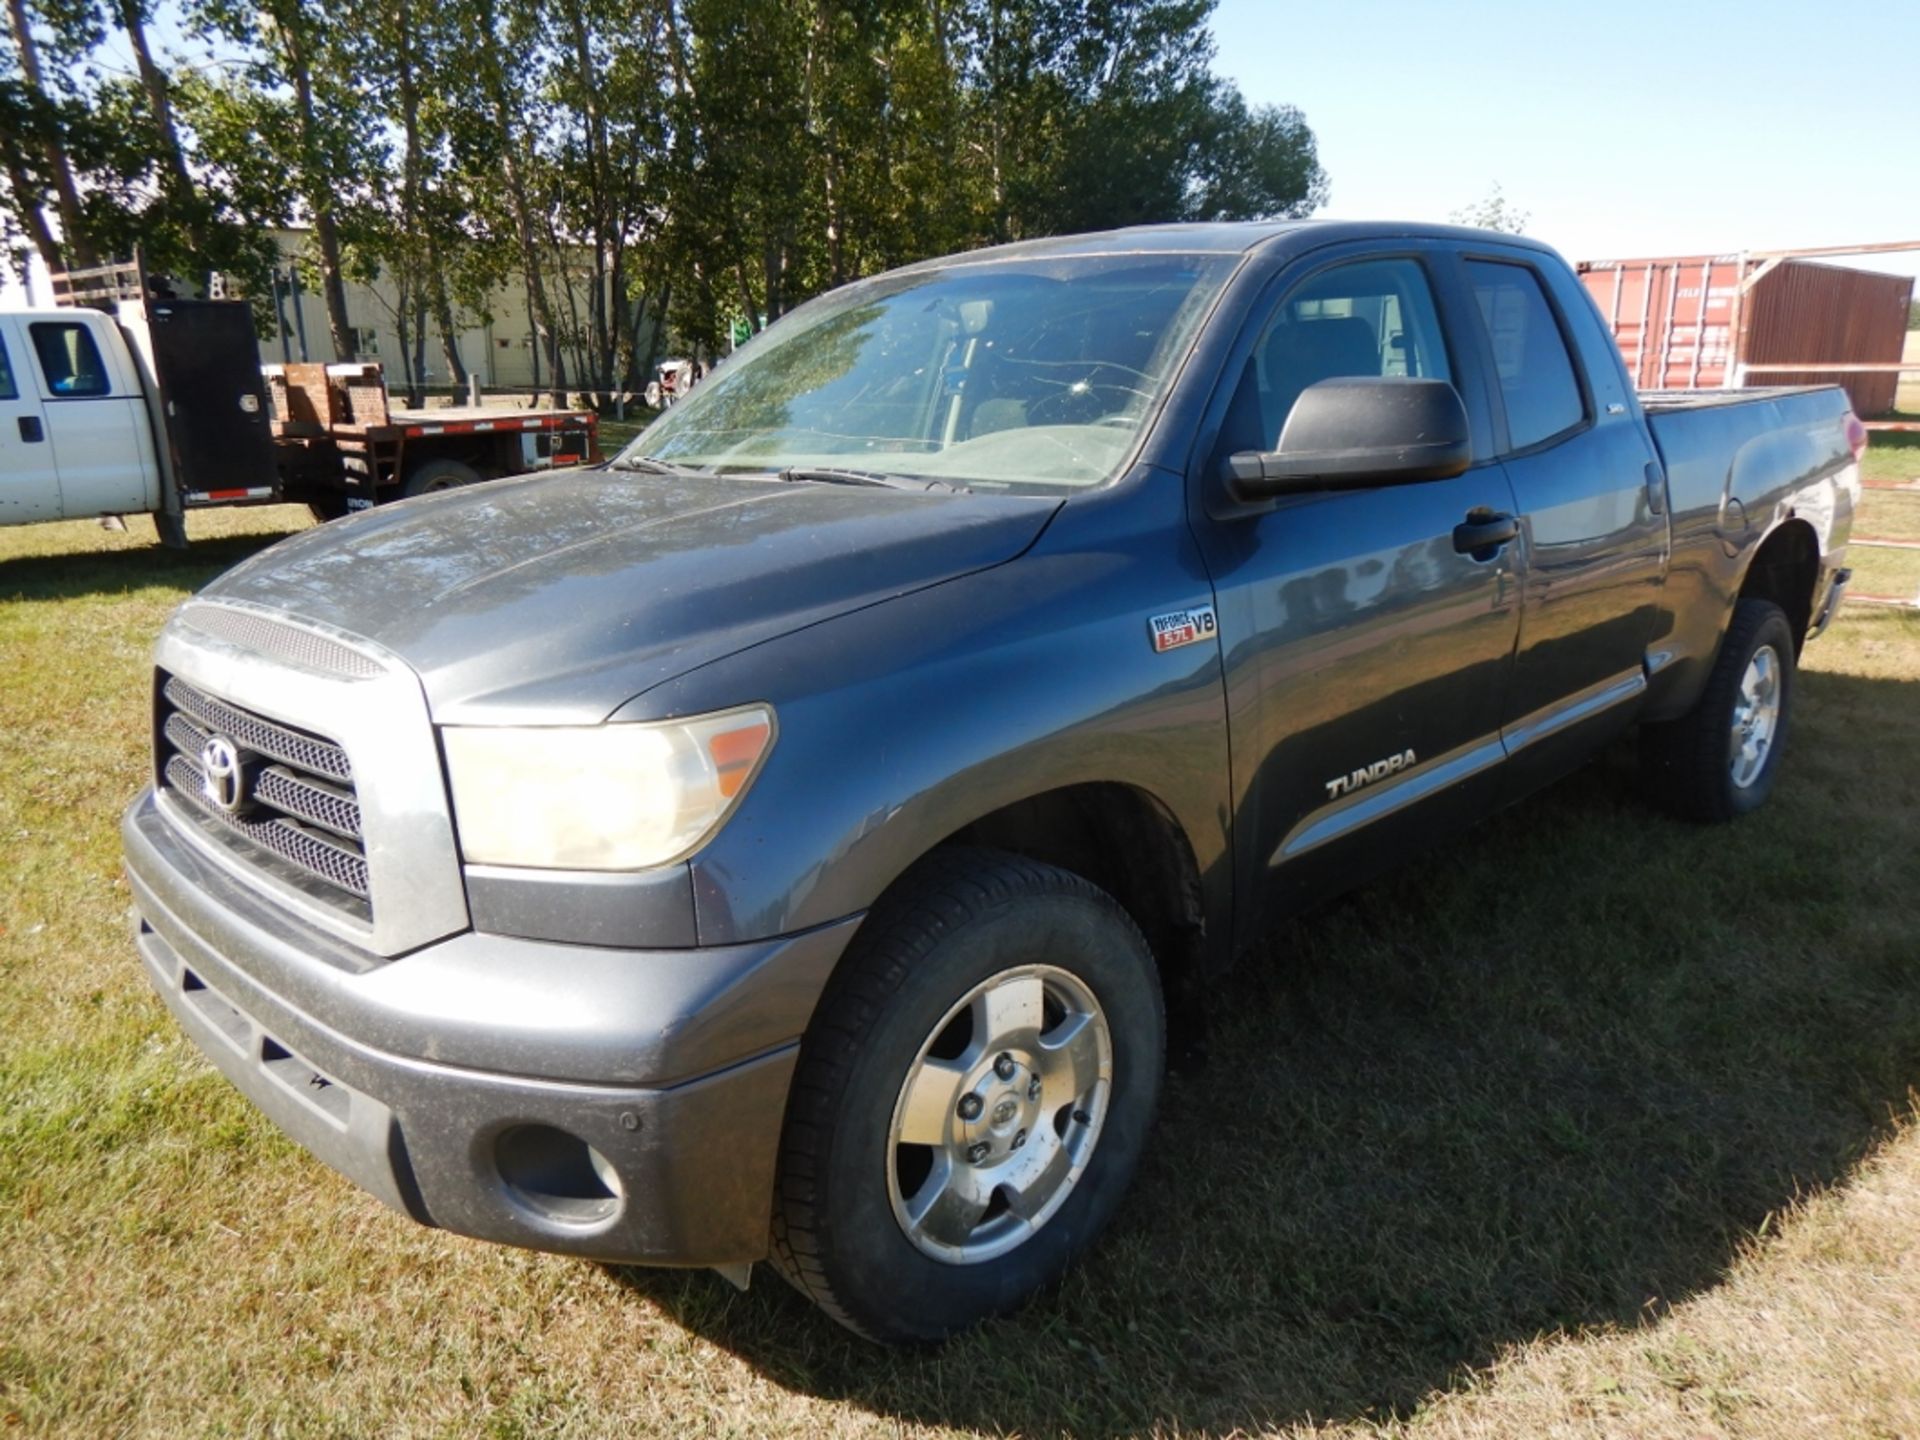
[0,306,170,528]
[1,262,598,544]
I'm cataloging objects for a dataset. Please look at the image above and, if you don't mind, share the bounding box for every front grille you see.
[157,673,371,917]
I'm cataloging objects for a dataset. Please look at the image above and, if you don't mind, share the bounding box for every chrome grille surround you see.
[150,600,468,958]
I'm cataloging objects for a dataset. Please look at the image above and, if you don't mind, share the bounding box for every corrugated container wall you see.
[1576,255,1913,416]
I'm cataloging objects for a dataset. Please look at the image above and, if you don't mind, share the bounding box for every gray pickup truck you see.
[123,221,1861,1343]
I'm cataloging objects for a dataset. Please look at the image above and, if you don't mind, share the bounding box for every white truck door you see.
[23,314,153,517]
[0,318,66,523]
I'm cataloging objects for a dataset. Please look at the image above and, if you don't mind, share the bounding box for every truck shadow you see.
[607,657,1920,1436]
[0,521,309,603]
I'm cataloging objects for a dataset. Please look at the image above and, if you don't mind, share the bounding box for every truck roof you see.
[892,218,1563,270]
[1,304,108,319]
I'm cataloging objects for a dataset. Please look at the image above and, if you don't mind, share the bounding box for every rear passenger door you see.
[1460,252,1667,783]
[0,320,64,523]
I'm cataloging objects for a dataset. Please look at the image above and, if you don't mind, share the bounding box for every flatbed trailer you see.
[2,257,599,543]
[264,361,598,518]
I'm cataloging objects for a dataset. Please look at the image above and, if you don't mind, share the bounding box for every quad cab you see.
[123,221,1860,1341]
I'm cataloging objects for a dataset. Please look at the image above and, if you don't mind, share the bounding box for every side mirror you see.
[1224,376,1472,501]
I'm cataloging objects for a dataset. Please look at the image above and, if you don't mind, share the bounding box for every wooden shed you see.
[1576,252,1913,417]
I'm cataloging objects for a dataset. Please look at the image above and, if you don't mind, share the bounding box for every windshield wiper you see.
[611,455,701,475]
[777,465,965,494]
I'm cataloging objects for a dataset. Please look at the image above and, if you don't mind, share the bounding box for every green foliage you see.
[2,0,1327,392]
[1450,181,1530,235]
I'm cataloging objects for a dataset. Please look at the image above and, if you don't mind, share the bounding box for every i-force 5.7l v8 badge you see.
[1148,604,1217,654]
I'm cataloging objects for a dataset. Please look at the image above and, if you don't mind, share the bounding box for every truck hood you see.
[203,467,1060,723]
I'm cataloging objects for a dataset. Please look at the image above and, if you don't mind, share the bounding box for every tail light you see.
[1845,412,1869,462]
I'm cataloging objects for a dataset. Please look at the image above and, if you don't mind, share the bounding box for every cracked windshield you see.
[621,253,1235,493]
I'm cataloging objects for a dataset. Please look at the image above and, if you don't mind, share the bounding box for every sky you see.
[1207,0,1920,279]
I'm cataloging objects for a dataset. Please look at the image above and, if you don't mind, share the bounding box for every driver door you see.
[1189,248,1524,937]
[0,320,63,523]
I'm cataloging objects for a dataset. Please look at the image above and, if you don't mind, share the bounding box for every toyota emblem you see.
[201,734,248,813]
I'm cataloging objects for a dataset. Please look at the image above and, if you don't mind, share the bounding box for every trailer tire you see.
[402,458,483,498]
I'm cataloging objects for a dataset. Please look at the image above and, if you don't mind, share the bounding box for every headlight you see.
[441,706,774,870]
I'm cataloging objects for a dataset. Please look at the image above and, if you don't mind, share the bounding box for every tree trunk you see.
[278,13,355,360]
[431,271,466,387]
[560,0,615,392]
[114,0,207,270]
[4,0,97,270]
[734,261,762,334]
[479,0,566,408]
[3,154,63,276]
[311,213,356,361]
[410,291,428,406]
[525,276,541,401]
[514,194,566,409]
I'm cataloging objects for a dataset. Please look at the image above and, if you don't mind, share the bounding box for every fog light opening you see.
[494,1124,623,1225]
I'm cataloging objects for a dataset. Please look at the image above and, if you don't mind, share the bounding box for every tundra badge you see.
[1325,749,1417,800]
[1148,604,1217,653]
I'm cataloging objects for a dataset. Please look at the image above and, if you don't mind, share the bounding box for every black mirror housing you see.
[1224,376,1472,500]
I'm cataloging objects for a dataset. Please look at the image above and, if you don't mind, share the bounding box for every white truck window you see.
[0,332,15,399]
[29,321,111,398]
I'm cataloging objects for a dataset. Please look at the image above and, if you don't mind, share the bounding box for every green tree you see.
[1451,182,1530,234]
[2,0,100,271]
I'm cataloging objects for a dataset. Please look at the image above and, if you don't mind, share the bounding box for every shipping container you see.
[1576,253,1913,416]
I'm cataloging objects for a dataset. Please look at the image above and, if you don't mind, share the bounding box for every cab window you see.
[0,332,16,400]
[1464,260,1585,450]
[1224,257,1454,454]
[30,322,111,398]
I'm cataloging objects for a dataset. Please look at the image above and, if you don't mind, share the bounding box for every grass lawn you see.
[1853,544,1920,602]
[1857,489,1920,541]
[597,417,649,453]
[1862,422,1919,490]
[3,496,1918,1438]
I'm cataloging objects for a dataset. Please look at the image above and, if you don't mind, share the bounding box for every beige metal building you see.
[257,229,641,391]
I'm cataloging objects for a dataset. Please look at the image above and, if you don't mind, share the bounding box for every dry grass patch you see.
[2,508,1918,1437]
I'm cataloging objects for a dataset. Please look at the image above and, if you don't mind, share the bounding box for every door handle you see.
[18,415,44,443]
[1453,509,1519,558]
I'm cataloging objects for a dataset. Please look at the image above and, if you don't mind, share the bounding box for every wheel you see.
[308,493,351,523]
[1641,597,1796,821]
[769,848,1164,1343]
[401,457,483,498]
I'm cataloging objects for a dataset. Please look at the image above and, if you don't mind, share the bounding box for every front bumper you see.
[124,789,858,1266]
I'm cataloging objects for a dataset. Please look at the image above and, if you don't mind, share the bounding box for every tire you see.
[1641,597,1797,822]
[401,457,483,498]
[769,847,1164,1343]
[308,493,351,523]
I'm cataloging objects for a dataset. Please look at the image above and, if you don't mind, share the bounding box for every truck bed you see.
[1636,381,1856,723]
[387,405,585,427]
[1636,385,1837,413]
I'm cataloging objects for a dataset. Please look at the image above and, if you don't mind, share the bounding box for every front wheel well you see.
[1739,519,1821,652]
[939,783,1208,1053]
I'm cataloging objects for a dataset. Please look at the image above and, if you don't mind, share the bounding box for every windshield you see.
[620,253,1235,493]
